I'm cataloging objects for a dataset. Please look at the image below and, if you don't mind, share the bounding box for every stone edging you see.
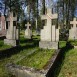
[6,49,61,77]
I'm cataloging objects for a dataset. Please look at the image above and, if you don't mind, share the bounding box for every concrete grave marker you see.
[39,8,59,49]
[69,18,77,40]
[0,15,6,36]
[25,22,32,39]
[4,12,19,46]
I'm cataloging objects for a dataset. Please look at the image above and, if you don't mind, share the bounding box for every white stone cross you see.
[41,8,58,27]
[6,12,17,25]
[6,12,17,39]
[70,18,77,28]
[25,22,31,29]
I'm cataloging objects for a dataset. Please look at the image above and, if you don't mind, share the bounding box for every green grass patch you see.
[55,49,77,77]
[0,33,40,77]
[68,40,77,46]
[0,40,12,50]
[59,41,66,48]
[0,30,67,77]
[17,49,54,69]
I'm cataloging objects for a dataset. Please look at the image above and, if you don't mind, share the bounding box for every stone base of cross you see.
[4,39,19,46]
[39,41,59,49]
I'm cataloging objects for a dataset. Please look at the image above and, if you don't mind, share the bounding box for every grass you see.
[56,49,77,77]
[68,40,77,46]
[0,40,12,50]
[59,41,66,48]
[0,34,40,77]
[0,32,55,77]
[0,30,68,77]
[17,49,54,69]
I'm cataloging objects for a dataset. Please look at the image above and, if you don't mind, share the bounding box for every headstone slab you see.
[25,22,32,39]
[4,11,19,46]
[69,18,77,40]
[4,39,19,46]
[39,41,59,49]
[39,8,59,49]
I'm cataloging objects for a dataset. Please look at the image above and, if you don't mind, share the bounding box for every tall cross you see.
[6,12,17,39]
[41,8,58,27]
[6,12,17,27]
[25,22,31,29]
[70,18,77,28]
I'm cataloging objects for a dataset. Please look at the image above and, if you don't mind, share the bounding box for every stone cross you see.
[25,22,31,30]
[41,8,58,27]
[4,12,19,46]
[41,8,58,41]
[6,12,17,39]
[25,22,32,39]
[39,8,59,49]
[69,18,77,40]
[70,18,77,28]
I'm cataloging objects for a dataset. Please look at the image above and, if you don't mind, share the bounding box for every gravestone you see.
[39,8,59,49]
[0,15,6,37]
[35,19,40,35]
[25,22,32,39]
[4,12,19,46]
[69,18,77,40]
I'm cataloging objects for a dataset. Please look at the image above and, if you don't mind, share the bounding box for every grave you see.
[0,15,6,37]
[69,18,77,40]
[39,8,59,49]
[25,22,32,39]
[4,11,19,46]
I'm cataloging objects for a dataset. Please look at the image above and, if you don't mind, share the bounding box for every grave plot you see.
[17,49,54,69]
[5,38,66,77]
[0,31,67,77]
[54,48,77,77]
[0,32,39,77]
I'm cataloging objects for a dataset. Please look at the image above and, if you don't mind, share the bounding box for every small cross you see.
[70,18,77,28]
[25,22,31,29]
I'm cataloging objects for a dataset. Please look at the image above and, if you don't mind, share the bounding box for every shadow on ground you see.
[0,37,39,59]
[46,42,74,77]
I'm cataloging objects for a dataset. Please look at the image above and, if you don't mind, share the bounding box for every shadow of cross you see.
[70,18,77,28]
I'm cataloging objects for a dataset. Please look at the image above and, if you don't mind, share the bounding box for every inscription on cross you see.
[70,18,77,28]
